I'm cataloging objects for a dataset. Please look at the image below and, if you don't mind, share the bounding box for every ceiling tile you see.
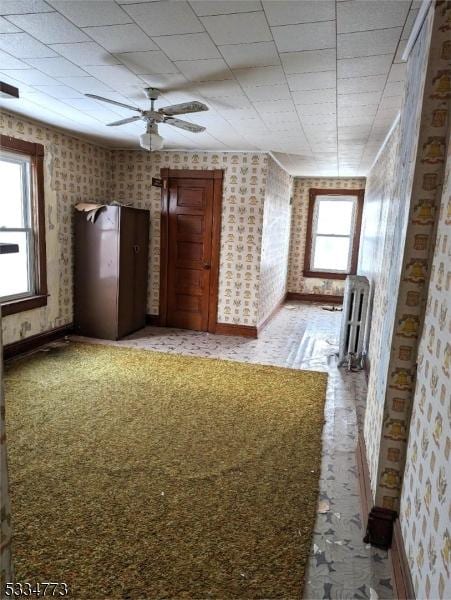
[33,83,84,99]
[0,32,57,57]
[233,65,286,87]
[190,1,261,16]
[339,103,378,117]
[338,114,374,126]
[373,106,399,120]
[201,12,271,45]
[263,1,334,26]
[83,24,158,53]
[338,91,382,107]
[115,50,178,75]
[338,125,371,138]
[272,20,335,53]
[229,117,269,133]
[292,88,336,105]
[56,75,115,94]
[175,58,232,82]
[337,54,392,78]
[260,111,300,125]
[0,48,28,68]
[124,1,203,36]
[300,113,336,126]
[245,83,291,101]
[337,0,410,33]
[0,67,57,85]
[84,65,144,88]
[297,102,336,116]
[280,48,335,74]
[213,104,258,119]
[49,0,131,27]
[0,15,19,31]
[155,32,220,61]
[384,80,404,96]
[219,41,280,69]
[378,94,402,109]
[269,122,304,134]
[338,74,386,94]
[26,56,87,77]
[19,92,94,121]
[387,62,406,82]
[287,70,335,91]
[304,123,336,134]
[138,73,187,89]
[51,41,119,66]
[7,12,90,43]
[254,98,295,114]
[0,0,52,14]
[338,27,402,59]
[195,79,243,98]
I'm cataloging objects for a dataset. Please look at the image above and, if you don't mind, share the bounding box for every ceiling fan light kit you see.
[85,87,208,152]
[140,123,164,151]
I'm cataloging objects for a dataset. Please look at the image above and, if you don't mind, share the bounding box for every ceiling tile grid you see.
[0,0,418,175]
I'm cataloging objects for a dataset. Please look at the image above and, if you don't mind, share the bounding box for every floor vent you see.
[339,275,370,367]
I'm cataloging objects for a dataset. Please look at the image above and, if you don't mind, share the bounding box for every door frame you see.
[159,168,223,333]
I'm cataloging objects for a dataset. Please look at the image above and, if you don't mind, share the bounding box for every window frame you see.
[303,188,364,280]
[0,135,47,316]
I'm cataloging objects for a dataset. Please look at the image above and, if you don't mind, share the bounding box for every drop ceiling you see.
[0,0,419,176]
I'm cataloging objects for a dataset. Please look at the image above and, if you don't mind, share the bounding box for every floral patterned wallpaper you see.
[0,110,112,347]
[258,157,292,324]
[399,126,451,600]
[359,122,402,490]
[361,2,435,501]
[287,177,366,297]
[373,1,450,512]
[111,150,269,327]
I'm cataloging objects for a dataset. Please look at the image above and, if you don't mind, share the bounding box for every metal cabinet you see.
[74,205,150,340]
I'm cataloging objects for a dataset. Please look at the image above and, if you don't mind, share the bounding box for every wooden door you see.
[161,170,222,332]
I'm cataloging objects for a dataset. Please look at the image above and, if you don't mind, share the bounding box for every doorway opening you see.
[159,168,223,332]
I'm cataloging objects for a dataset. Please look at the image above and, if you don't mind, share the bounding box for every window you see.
[304,188,364,280]
[0,135,47,316]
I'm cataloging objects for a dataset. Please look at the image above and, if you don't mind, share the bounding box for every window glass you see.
[0,152,33,301]
[316,197,354,235]
[0,159,26,228]
[312,236,351,271]
[0,231,30,298]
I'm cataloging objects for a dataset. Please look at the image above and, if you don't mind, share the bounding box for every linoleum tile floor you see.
[71,301,393,599]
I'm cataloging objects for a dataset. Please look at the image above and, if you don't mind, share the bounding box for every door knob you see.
[203,263,211,270]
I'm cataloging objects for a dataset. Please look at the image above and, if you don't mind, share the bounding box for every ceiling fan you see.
[85,87,209,151]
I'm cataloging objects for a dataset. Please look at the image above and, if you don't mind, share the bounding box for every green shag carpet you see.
[5,343,327,599]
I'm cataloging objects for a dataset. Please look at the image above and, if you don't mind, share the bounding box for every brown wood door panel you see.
[167,177,214,331]
[118,207,149,338]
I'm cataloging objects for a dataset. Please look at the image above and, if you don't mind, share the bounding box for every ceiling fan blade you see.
[85,93,142,113]
[159,101,209,116]
[165,117,206,133]
[106,115,143,127]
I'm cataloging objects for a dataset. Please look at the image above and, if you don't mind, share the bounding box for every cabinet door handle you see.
[133,244,140,253]
[203,263,211,270]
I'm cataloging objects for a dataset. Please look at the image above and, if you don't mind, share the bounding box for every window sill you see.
[1,294,48,317]
[303,270,351,280]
